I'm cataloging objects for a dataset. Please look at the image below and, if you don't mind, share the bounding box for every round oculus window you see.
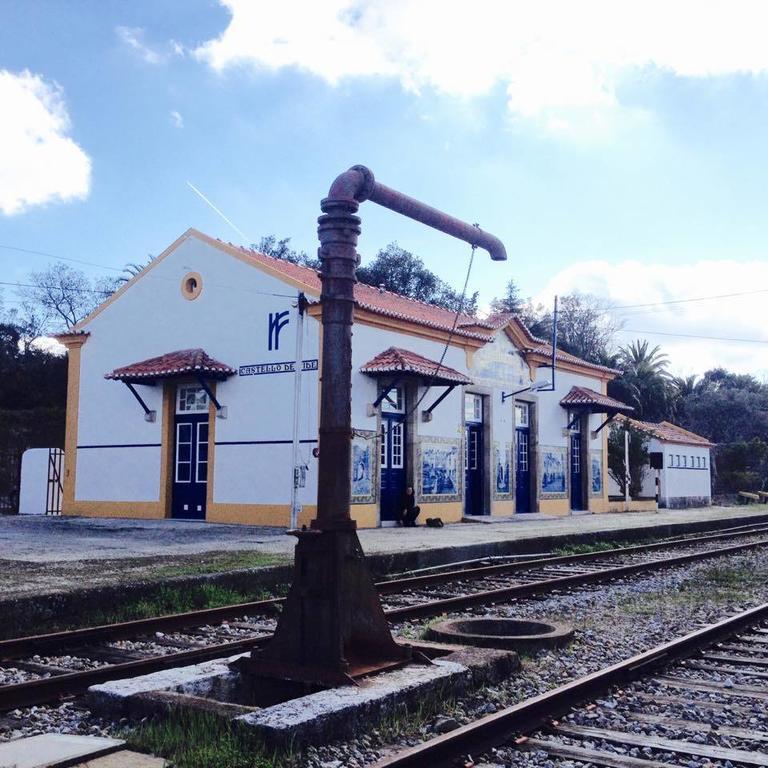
[181,272,203,300]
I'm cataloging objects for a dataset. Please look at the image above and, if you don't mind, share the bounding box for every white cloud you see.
[116,26,184,64]
[534,260,768,377]
[0,70,91,216]
[194,0,768,135]
[170,110,184,128]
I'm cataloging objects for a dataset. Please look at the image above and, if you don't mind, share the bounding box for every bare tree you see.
[18,264,114,333]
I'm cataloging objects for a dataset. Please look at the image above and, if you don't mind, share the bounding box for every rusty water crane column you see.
[240,165,507,686]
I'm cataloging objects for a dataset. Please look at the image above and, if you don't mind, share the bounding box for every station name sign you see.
[239,359,319,377]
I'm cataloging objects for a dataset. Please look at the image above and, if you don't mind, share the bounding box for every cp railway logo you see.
[268,310,290,351]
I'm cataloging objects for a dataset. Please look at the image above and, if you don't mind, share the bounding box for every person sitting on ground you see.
[400,486,421,527]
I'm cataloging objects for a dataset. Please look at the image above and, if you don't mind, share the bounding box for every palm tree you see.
[116,255,155,284]
[672,374,699,398]
[670,374,701,421]
[609,340,673,422]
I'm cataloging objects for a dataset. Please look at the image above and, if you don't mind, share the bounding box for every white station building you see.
[57,228,639,528]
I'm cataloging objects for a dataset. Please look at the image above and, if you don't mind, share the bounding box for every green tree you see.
[713,438,768,493]
[609,339,673,421]
[677,381,768,444]
[516,293,620,365]
[116,255,155,284]
[489,279,524,315]
[356,242,479,314]
[607,423,650,498]
[253,235,320,269]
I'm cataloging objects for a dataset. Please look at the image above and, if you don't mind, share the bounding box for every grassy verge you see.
[9,583,282,638]
[124,688,453,768]
[87,583,271,626]
[553,539,642,555]
[125,710,284,768]
[148,551,290,579]
[617,557,768,616]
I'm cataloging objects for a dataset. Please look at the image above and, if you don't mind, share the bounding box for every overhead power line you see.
[619,328,768,344]
[600,287,768,311]
[0,244,126,272]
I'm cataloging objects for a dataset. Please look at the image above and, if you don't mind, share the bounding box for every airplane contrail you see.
[186,181,251,244]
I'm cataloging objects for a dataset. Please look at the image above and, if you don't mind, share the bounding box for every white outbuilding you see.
[56,228,639,527]
[614,418,714,508]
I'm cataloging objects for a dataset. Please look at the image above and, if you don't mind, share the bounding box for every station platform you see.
[1,506,768,637]
[3,506,767,564]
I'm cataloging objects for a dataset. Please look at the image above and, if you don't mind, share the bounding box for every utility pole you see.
[624,427,631,509]
[289,292,306,530]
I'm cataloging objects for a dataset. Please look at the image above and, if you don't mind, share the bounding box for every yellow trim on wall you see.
[61,337,87,516]
[527,352,615,382]
[351,503,378,528]
[351,307,486,349]
[66,501,165,519]
[72,231,197,331]
[205,384,217,517]
[73,229,320,333]
[419,501,462,524]
[539,497,571,517]
[491,500,514,517]
[159,385,174,518]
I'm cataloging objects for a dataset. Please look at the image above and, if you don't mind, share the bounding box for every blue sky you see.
[1,1,767,375]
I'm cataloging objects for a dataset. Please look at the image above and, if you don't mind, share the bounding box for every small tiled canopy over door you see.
[559,385,635,512]
[359,346,472,525]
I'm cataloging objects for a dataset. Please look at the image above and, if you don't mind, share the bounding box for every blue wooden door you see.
[172,385,210,520]
[515,427,530,513]
[464,424,484,515]
[380,414,406,522]
[570,431,583,511]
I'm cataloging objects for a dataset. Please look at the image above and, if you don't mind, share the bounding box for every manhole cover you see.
[426,617,572,652]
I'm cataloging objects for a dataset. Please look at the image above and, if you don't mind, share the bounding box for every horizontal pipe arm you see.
[369,181,507,261]
[324,165,507,262]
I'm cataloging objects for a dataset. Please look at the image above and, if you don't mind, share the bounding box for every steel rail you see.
[0,636,263,711]
[376,523,768,593]
[0,538,765,711]
[383,538,768,621]
[1,531,766,659]
[372,601,768,768]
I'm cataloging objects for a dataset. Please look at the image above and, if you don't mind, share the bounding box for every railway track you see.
[1,525,768,711]
[373,602,768,768]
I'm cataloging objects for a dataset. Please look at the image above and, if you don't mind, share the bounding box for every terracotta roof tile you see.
[526,342,620,375]
[622,417,715,447]
[360,346,471,385]
[105,348,235,382]
[560,385,633,414]
[204,234,619,374]
[229,242,493,342]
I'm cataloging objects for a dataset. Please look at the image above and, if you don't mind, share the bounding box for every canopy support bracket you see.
[124,382,156,422]
[422,385,455,421]
[591,413,617,439]
[372,377,401,409]
[195,373,224,413]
